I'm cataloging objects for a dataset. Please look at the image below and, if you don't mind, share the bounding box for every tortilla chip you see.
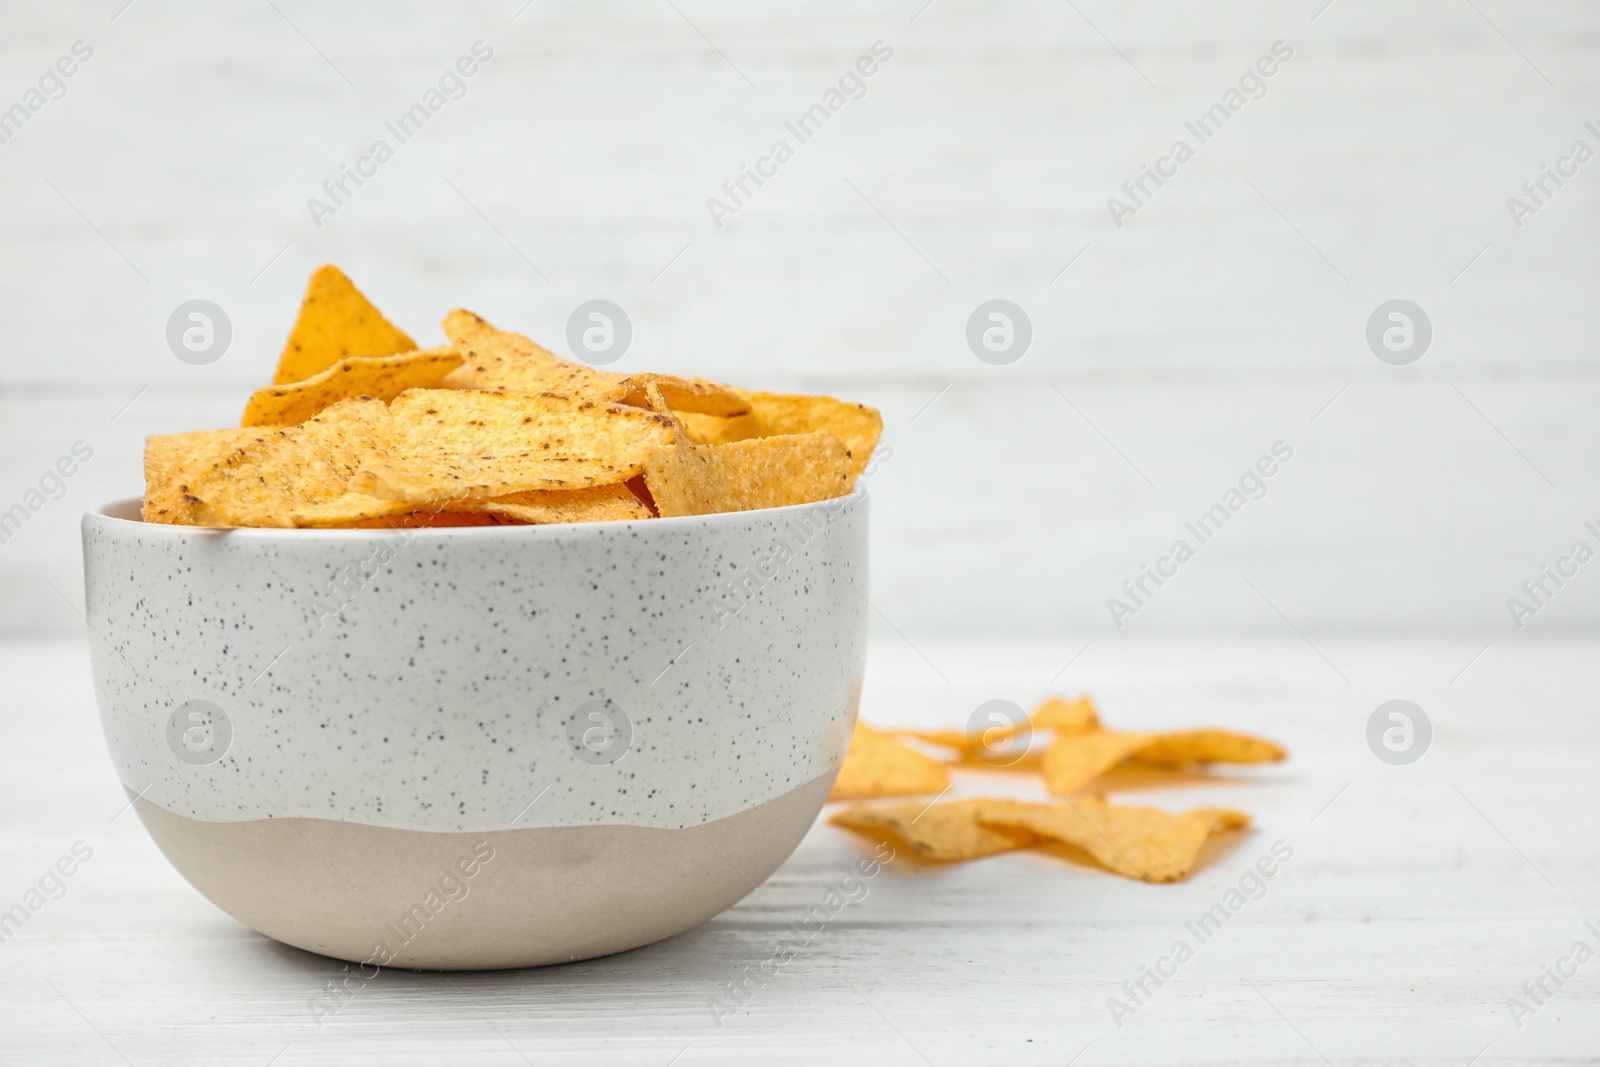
[442,309,749,416]
[680,391,883,475]
[1031,695,1101,734]
[287,492,421,527]
[326,511,519,529]
[243,347,461,427]
[383,511,518,528]
[642,432,854,518]
[894,695,1100,760]
[272,266,416,385]
[829,723,950,801]
[442,308,620,398]
[614,374,750,417]
[350,389,677,503]
[1042,730,1158,795]
[832,798,1040,862]
[142,427,266,524]
[639,381,696,446]
[1128,730,1288,768]
[893,728,978,750]
[978,796,1250,882]
[163,398,392,527]
[459,484,652,525]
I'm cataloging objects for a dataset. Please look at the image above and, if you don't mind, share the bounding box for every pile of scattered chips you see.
[829,696,1286,883]
[143,266,882,528]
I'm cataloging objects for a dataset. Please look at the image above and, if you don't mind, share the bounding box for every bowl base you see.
[131,773,833,971]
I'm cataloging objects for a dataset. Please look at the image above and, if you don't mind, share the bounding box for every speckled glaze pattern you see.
[83,491,866,834]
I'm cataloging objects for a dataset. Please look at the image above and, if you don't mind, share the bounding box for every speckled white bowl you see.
[82,490,866,970]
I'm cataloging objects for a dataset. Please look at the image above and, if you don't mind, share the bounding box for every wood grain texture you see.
[2,1,1600,635]
[3,636,1595,1064]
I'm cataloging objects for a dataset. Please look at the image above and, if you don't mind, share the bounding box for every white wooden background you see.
[2,0,1598,639]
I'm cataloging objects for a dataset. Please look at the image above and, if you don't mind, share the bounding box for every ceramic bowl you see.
[81,490,866,970]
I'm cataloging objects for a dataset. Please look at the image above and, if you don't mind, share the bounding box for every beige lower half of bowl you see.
[132,774,832,971]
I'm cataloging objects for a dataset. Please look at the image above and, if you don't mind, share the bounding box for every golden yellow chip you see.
[977,796,1250,882]
[643,432,854,518]
[145,274,890,529]
[1036,702,1286,792]
[163,398,392,527]
[894,727,978,750]
[1042,730,1158,794]
[680,390,883,475]
[831,798,1039,862]
[287,492,421,528]
[272,265,416,385]
[614,374,751,418]
[350,389,676,503]
[142,427,266,524]
[1128,730,1288,768]
[385,511,517,528]
[317,513,525,529]
[242,347,462,427]
[442,309,750,416]
[894,695,1100,763]
[638,381,696,446]
[828,723,950,801]
[1031,695,1101,734]
[442,308,620,398]
[459,485,652,525]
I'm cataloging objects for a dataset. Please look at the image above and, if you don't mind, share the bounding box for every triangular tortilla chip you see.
[1042,730,1158,794]
[829,723,950,801]
[441,310,749,416]
[613,374,750,417]
[287,492,422,528]
[442,308,619,398]
[977,796,1250,882]
[642,432,854,517]
[832,798,1039,862]
[893,695,1101,760]
[680,390,883,475]
[272,266,416,384]
[161,398,392,527]
[1128,730,1287,768]
[1031,695,1101,734]
[142,427,267,524]
[458,485,653,525]
[350,389,678,503]
[244,347,461,426]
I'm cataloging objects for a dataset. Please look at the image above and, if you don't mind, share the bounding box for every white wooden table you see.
[2,633,1592,1065]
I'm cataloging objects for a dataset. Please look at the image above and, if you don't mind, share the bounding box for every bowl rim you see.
[85,485,867,541]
